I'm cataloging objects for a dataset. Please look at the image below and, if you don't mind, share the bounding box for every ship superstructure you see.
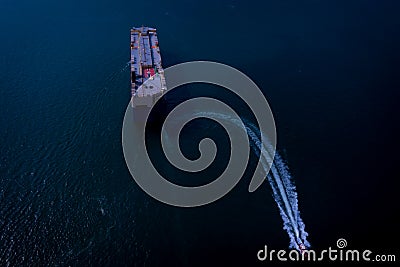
[130,27,167,111]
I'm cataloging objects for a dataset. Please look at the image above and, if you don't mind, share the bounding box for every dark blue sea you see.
[1,0,399,266]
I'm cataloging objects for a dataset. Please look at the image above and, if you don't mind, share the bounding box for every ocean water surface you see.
[1,0,399,265]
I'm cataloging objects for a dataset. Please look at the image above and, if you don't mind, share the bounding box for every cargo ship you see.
[130,27,167,122]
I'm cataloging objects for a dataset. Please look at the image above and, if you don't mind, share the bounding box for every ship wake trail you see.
[195,112,310,250]
[246,122,310,250]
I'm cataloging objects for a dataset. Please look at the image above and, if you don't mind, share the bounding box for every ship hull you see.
[130,26,167,124]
